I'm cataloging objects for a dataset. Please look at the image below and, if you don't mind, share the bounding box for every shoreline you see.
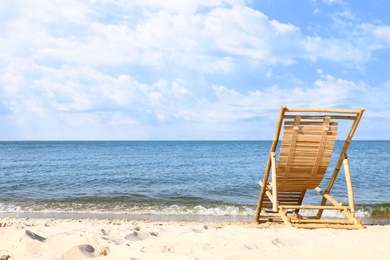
[0,212,253,223]
[1,211,390,225]
[1,217,390,259]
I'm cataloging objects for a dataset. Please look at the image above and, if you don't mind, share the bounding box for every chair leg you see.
[343,154,355,216]
[278,207,293,227]
[254,181,267,222]
[271,152,278,212]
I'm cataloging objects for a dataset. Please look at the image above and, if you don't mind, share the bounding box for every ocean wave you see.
[356,203,390,217]
[1,201,389,220]
[0,202,254,216]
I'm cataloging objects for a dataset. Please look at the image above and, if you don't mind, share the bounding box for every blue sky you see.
[1,0,389,140]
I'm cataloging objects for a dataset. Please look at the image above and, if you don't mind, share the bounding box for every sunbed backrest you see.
[276,116,338,191]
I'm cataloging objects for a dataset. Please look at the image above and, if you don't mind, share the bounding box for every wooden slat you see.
[306,117,330,186]
[282,135,337,142]
[279,151,333,157]
[277,174,324,178]
[274,192,303,196]
[279,185,320,189]
[281,145,335,149]
[278,162,331,167]
[277,170,328,176]
[285,120,339,125]
[277,181,325,186]
[277,162,331,167]
[272,196,302,200]
[283,131,338,136]
[279,201,301,204]
[290,219,355,224]
[292,223,363,229]
[280,155,333,159]
[285,107,360,113]
[280,205,348,210]
[283,130,338,135]
[277,175,326,179]
[284,114,356,120]
[280,148,335,154]
[280,116,301,186]
[279,150,334,156]
[276,196,302,200]
[277,159,332,164]
[281,143,336,149]
[278,180,321,185]
[284,122,338,126]
[280,159,332,163]
[260,210,283,219]
[283,139,336,144]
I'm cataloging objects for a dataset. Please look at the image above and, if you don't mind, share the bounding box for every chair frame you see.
[254,106,365,229]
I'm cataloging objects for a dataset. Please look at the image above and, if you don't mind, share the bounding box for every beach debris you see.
[203,225,209,230]
[134,226,141,231]
[101,229,109,236]
[25,230,47,242]
[0,255,11,260]
[150,231,159,237]
[99,246,110,256]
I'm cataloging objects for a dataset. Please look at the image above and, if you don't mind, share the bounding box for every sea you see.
[0,141,389,224]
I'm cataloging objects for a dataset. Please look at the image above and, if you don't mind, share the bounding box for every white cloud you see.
[1,0,390,140]
[0,1,298,71]
[0,59,385,139]
[204,71,364,122]
[2,0,389,70]
[372,25,390,43]
[321,0,346,5]
[303,36,365,62]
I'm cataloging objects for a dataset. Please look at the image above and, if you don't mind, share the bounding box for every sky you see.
[1,0,390,140]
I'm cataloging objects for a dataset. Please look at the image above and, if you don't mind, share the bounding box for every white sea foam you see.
[0,202,375,220]
[0,203,255,216]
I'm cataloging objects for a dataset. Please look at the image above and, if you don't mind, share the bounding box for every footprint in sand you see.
[25,230,47,242]
[60,244,96,259]
[124,230,159,241]
[60,244,110,259]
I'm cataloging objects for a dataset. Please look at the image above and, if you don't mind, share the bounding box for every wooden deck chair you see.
[254,106,365,229]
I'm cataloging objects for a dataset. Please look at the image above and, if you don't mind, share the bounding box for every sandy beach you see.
[1,217,389,259]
